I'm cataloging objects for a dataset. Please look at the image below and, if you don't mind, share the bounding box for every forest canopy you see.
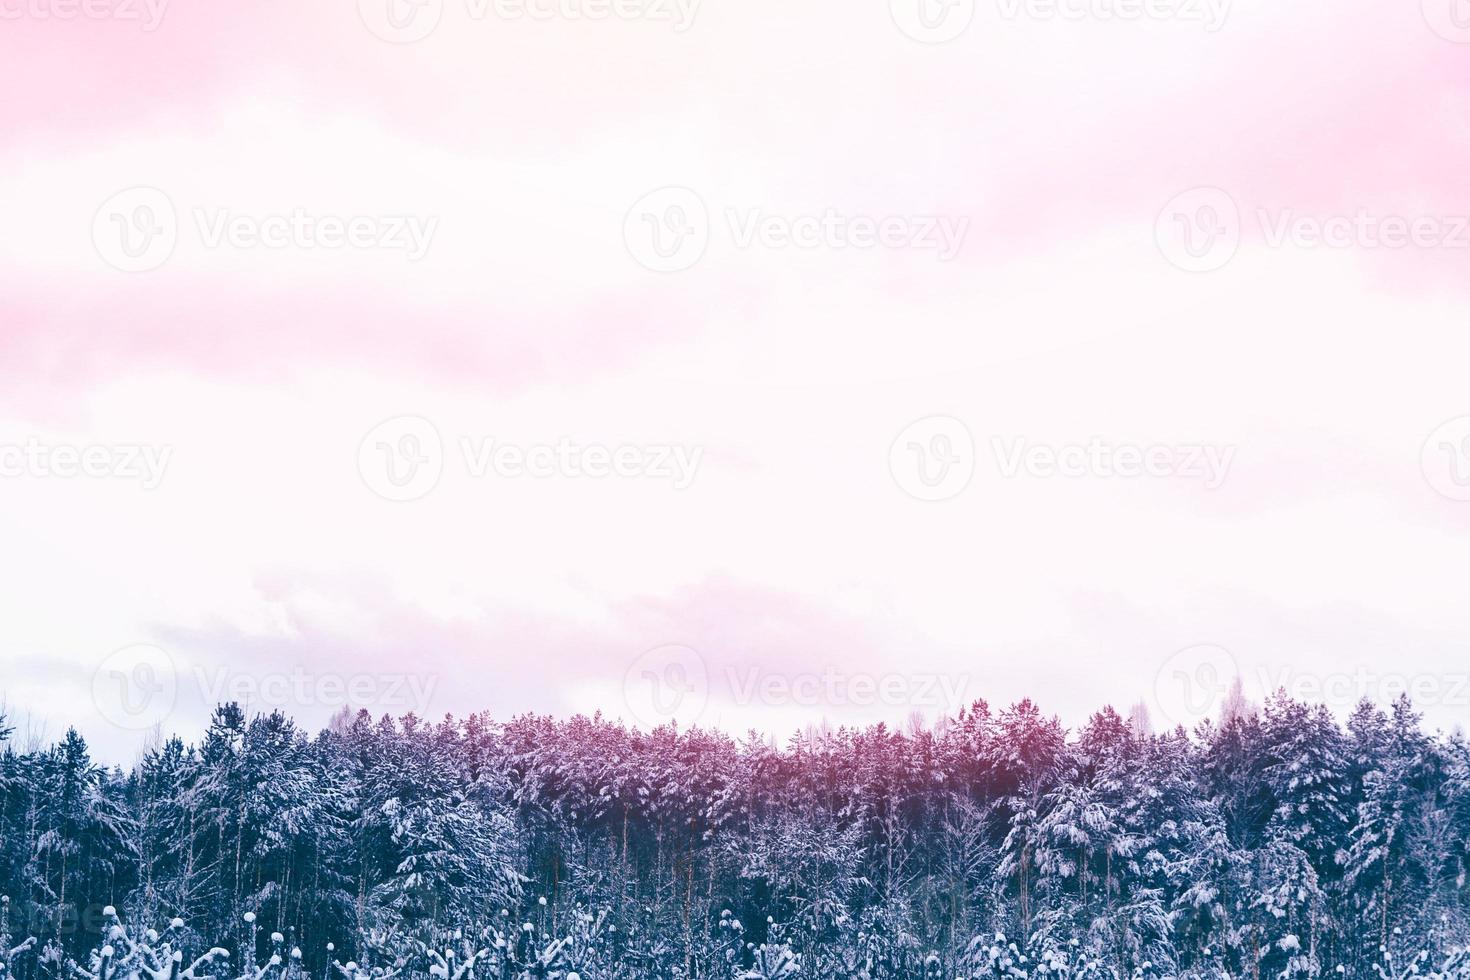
[0,691,1466,978]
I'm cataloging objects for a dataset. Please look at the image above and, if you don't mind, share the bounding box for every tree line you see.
[0,690,1467,978]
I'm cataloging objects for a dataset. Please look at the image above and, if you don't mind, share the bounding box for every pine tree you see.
[0,895,37,978]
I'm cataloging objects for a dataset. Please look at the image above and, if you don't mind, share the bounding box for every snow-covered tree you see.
[69,907,229,980]
[0,693,1465,978]
[0,895,37,978]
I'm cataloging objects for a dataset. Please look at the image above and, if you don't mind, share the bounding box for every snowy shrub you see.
[737,940,800,980]
[68,908,229,980]
[960,932,1029,979]
[331,928,416,980]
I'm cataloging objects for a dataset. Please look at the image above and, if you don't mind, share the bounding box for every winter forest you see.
[0,692,1467,980]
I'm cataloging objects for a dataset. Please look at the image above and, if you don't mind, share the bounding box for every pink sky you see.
[2,0,1469,760]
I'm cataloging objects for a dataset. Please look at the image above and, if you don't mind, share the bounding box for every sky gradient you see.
[3,0,1470,761]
